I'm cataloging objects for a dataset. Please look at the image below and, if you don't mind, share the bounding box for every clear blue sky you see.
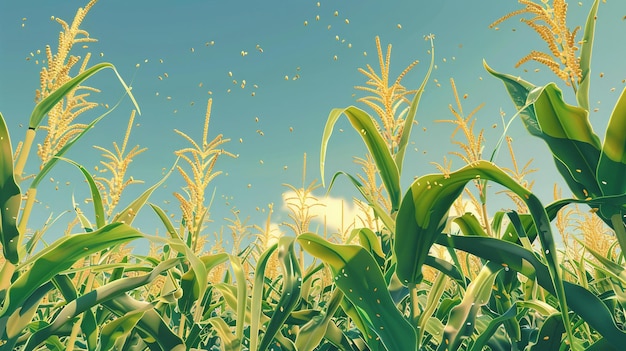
[1,0,624,250]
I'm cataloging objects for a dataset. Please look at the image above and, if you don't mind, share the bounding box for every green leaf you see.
[597,86,626,196]
[576,0,600,111]
[59,157,105,229]
[102,294,185,351]
[394,161,531,285]
[295,288,344,351]
[438,234,626,348]
[321,106,401,211]
[485,63,603,200]
[208,317,240,351]
[298,233,417,351]
[24,258,181,350]
[1,223,143,319]
[470,303,518,351]
[250,243,278,351]
[440,261,503,351]
[29,62,139,130]
[98,310,146,351]
[259,236,302,351]
[328,171,395,233]
[113,159,177,225]
[0,113,22,264]
[395,36,434,174]
[527,313,565,351]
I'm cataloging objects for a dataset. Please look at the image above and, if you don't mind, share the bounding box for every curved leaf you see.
[1,223,143,319]
[298,233,417,351]
[259,236,302,351]
[395,36,434,174]
[29,62,139,130]
[598,86,626,196]
[321,106,401,211]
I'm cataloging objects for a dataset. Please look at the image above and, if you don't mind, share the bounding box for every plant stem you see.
[0,262,16,290]
[408,282,420,326]
[13,129,36,183]
[18,188,37,236]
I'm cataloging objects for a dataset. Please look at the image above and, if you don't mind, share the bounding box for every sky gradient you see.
[1,0,625,250]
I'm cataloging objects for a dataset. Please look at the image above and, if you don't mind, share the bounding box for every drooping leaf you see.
[99,310,146,351]
[29,62,139,130]
[485,62,603,200]
[1,223,143,319]
[58,157,105,229]
[321,106,401,211]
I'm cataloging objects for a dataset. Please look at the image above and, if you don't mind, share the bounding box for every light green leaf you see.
[98,310,146,351]
[29,62,139,130]
[597,86,626,196]
[576,0,600,110]
[321,106,401,211]
[395,36,434,174]
[298,233,417,351]
[440,262,503,351]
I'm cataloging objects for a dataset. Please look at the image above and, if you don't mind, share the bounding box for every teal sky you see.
[1,1,625,249]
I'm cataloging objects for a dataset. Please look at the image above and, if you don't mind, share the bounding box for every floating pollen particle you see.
[363,51,367,56]
[199,82,203,87]
[316,15,320,21]
[284,165,288,170]
[348,43,352,48]
[284,75,289,80]
[159,58,164,63]
[164,72,169,78]
[191,47,195,52]
[228,71,233,77]
[247,184,252,188]
[334,10,338,16]
[241,50,248,56]
[333,55,338,60]
[289,127,293,132]
[335,35,339,41]
[327,24,331,30]
[100,52,104,57]
[463,93,468,99]
[259,160,264,165]
[304,20,308,26]
[239,138,243,143]
[255,116,259,122]
[397,23,402,29]
[317,1,320,6]
[345,18,349,24]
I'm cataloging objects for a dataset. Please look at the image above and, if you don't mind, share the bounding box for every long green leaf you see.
[440,261,503,351]
[23,258,181,350]
[328,171,395,233]
[0,113,22,263]
[576,0,600,110]
[597,86,626,196]
[485,62,603,200]
[321,106,401,211]
[437,234,626,348]
[98,310,146,351]
[259,236,302,351]
[102,294,185,351]
[395,36,434,173]
[29,62,139,130]
[298,233,417,351]
[59,157,106,229]
[250,243,278,351]
[1,223,143,319]
[113,159,177,225]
